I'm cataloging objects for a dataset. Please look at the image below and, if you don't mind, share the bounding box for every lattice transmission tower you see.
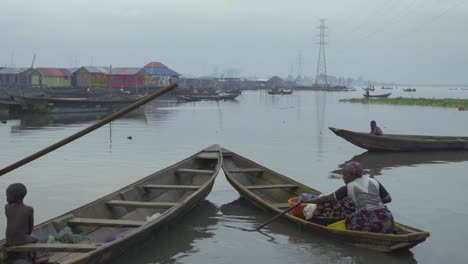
[296,50,303,84]
[315,19,328,86]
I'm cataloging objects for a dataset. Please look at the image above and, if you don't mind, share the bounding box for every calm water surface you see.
[1,87,468,263]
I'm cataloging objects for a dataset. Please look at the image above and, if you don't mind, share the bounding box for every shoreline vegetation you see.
[339,97,468,109]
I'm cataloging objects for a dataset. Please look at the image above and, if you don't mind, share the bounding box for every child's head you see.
[6,183,27,204]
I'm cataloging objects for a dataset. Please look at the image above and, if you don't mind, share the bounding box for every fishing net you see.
[48,227,89,244]
[13,260,32,264]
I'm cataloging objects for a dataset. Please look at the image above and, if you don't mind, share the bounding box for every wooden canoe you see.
[329,127,468,151]
[221,148,430,252]
[0,145,222,264]
[363,93,391,98]
[12,95,143,114]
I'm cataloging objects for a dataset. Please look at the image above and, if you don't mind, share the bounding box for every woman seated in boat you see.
[370,120,383,135]
[301,161,394,233]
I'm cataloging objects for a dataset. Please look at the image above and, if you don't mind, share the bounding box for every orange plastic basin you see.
[288,197,307,218]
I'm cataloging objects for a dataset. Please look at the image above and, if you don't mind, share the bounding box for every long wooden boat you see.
[180,93,240,101]
[329,127,468,151]
[221,148,430,252]
[363,92,391,98]
[12,95,143,114]
[0,145,222,264]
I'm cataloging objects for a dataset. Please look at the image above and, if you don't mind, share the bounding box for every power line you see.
[356,0,421,41]
[401,0,467,36]
[347,0,400,34]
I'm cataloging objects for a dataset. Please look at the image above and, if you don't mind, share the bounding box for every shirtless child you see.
[5,183,47,263]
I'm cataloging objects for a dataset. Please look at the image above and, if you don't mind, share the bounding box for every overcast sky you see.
[1,0,467,84]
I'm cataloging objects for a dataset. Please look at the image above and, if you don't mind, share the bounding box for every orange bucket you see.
[288,197,307,218]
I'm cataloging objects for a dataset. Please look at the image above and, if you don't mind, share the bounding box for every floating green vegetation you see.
[340,97,468,108]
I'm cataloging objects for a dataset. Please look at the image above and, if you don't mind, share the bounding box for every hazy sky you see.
[1,0,467,84]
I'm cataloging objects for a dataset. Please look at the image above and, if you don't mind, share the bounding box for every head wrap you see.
[343,161,364,177]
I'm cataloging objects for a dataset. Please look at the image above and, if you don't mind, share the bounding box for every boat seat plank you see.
[245,184,298,190]
[176,168,214,174]
[68,218,145,228]
[228,168,264,173]
[107,200,178,208]
[6,243,99,253]
[142,184,200,190]
[272,203,290,208]
[195,152,219,159]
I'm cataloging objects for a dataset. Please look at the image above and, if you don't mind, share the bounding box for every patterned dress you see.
[334,176,394,234]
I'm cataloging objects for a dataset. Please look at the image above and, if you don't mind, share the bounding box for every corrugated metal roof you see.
[144,62,167,68]
[143,67,179,76]
[110,68,143,75]
[0,67,30,74]
[36,68,71,77]
[81,66,111,74]
[67,68,79,74]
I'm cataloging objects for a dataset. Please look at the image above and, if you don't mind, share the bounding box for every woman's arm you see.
[303,193,336,204]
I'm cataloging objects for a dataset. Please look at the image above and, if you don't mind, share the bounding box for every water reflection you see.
[220,198,416,264]
[114,200,219,264]
[330,151,468,178]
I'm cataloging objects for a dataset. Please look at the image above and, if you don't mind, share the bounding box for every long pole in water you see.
[0,83,178,177]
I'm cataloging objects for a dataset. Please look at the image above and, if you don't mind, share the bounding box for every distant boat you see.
[12,95,142,114]
[177,92,240,101]
[329,127,468,151]
[268,89,293,95]
[268,89,282,95]
[363,92,391,98]
[403,88,416,92]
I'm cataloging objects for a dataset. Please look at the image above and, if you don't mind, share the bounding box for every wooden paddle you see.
[0,83,177,177]
[255,201,303,231]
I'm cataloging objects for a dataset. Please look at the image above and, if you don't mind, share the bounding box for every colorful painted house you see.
[143,62,179,87]
[75,67,110,88]
[0,67,31,87]
[108,68,147,89]
[31,68,72,88]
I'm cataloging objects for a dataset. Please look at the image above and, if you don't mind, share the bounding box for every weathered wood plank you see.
[245,184,298,190]
[228,168,264,173]
[6,243,99,253]
[68,218,145,228]
[195,152,219,159]
[272,203,290,208]
[176,168,214,174]
[106,200,178,208]
[142,184,200,190]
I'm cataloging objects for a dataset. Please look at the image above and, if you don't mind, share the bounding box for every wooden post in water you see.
[0,83,178,177]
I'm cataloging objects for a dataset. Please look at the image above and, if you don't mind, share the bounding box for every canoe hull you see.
[222,149,429,252]
[329,127,468,151]
[363,93,391,98]
[13,96,142,113]
[0,145,222,264]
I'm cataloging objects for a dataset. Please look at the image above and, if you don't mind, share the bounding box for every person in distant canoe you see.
[370,120,383,135]
[301,161,394,234]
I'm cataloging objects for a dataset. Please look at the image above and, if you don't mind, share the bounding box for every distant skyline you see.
[1,0,467,84]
